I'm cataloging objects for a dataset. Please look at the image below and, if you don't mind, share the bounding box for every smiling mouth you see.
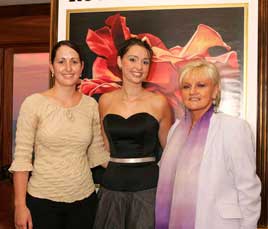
[189,98,200,101]
[131,71,143,77]
[63,74,74,78]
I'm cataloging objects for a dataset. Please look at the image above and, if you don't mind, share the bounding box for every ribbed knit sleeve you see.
[9,95,39,172]
[87,99,110,168]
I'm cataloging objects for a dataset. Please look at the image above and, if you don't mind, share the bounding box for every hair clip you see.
[141,37,147,42]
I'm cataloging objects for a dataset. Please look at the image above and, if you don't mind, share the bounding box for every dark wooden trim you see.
[0,43,50,49]
[257,0,268,227]
[49,0,58,87]
[0,48,3,168]
[0,4,50,18]
[50,0,58,49]
[0,4,50,46]
[5,46,49,54]
[3,48,14,166]
[2,46,49,167]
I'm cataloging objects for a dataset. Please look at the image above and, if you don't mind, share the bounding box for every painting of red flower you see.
[70,8,243,118]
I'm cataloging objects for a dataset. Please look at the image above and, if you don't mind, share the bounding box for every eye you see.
[143,59,150,65]
[197,82,206,88]
[57,60,64,64]
[72,59,80,64]
[182,84,191,89]
[128,56,137,62]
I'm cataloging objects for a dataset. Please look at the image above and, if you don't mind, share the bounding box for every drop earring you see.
[212,98,217,113]
[213,91,221,113]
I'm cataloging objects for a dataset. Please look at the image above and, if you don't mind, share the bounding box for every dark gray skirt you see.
[93,187,156,229]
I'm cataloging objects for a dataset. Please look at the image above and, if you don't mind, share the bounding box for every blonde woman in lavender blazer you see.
[156,59,261,229]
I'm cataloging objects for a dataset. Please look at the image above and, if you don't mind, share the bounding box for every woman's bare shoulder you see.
[99,90,120,106]
[148,91,169,108]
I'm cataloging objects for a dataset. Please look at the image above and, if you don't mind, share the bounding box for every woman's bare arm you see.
[13,171,33,229]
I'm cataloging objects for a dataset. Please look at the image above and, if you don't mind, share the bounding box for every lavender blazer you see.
[166,112,261,229]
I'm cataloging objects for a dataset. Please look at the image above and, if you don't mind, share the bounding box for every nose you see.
[136,61,143,70]
[190,85,197,94]
[65,61,72,72]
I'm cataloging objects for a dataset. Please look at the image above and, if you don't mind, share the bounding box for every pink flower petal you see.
[205,51,239,69]
[179,24,231,58]
[92,57,122,81]
[79,78,121,96]
[106,13,131,41]
[137,33,168,50]
[86,28,116,58]
[147,62,179,93]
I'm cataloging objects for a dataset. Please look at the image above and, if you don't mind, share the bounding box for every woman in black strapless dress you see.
[93,38,173,229]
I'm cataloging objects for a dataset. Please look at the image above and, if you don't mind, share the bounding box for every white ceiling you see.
[0,0,50,6]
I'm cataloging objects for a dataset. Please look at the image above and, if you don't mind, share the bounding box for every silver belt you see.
[110,156,156,163]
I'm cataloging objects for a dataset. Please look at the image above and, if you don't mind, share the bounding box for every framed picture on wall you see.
[53,0,258,136]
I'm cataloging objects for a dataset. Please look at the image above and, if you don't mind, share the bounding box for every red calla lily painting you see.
[68,6,245,119]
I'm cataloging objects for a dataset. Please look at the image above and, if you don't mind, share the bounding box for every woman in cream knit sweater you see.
[9,40,109,229]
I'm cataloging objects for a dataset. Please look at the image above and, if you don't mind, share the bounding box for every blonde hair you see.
[179,59,221,109]
[179,59,220,88]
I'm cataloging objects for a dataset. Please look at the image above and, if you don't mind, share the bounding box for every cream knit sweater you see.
[9,93,109,203]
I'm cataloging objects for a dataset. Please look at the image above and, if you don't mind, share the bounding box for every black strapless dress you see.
[102,112,160,191]
[94,112,160,229]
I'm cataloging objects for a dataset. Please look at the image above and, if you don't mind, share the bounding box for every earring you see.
[213,92,221,113]
[51,73,54,78]
[212,98,218,113]
[212,98,219,113]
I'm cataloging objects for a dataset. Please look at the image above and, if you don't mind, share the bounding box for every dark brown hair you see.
[51,40,83,63]
[117,37,153,59]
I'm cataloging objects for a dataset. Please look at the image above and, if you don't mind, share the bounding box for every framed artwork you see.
[52,0,268,226]
[54,0,258,135]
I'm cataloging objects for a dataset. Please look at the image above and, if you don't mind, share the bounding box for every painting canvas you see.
[69,7,243,118]
[56,0,258,135]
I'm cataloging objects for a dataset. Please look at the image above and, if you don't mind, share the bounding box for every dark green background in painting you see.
[69,7,244,80]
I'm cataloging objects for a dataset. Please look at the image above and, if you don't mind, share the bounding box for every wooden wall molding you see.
[0,4,50,18]
[2,48,14,166]
[257,0,268,227]
[50,0,58,51]
[49,0,58,87]
[0,49,3,167]
[0,4,50,46]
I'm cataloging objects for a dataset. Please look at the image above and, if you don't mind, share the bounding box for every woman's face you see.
[50,45,84,87]
[181,71,219,116]
[117,45,151,85]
